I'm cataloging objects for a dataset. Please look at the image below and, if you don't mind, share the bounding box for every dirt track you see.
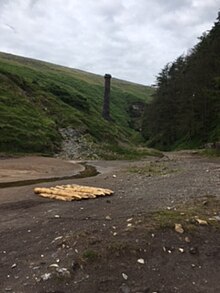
[0,153,220,293]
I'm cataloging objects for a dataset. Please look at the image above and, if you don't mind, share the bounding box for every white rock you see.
[41,273,52,281]
[196,218,208,225]
[137,258,145,264]
[49,264,59,268]
[122,273,128,280]
[175,223,184,234]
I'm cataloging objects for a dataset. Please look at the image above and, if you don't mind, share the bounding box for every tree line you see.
[142,11,220,150]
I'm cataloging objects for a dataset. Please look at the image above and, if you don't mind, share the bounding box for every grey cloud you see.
[0,0,219,84]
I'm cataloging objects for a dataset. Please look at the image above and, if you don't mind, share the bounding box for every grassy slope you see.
[0,52,154,155]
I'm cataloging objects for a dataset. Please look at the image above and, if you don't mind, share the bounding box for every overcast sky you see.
[0,0,219,85]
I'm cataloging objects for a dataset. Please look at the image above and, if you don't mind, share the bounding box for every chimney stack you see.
[102,74,112,121]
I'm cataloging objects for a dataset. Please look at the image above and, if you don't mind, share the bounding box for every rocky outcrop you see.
[58,127,98,160]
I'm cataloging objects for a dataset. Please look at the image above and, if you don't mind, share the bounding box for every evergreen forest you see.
[142,12,220,150]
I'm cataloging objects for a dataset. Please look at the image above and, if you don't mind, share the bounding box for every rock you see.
[178,248,185,253]
[185,236,191,243]
[122,273,128,280]
[214,215,220,221]
[56,267,71,278]
[52,236,63,243]
[127,218,133,222]
[175,223,184,234]
[189,247,199,255]
[137,258,145,264]
[49,263,59,268]
[113,174,117,178]
[11,263,17,269]
[196,218,208,225]
[105,215,112,220]
[41,273,52,281]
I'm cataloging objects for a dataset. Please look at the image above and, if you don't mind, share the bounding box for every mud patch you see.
[0,164,99,189]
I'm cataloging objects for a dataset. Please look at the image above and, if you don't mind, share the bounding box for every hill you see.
[142,11,220,151]
[0,52,154,158]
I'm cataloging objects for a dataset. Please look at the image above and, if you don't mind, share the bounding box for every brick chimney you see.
[102,74,112,120]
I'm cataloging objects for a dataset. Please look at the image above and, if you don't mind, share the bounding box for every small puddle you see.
[0,163,99,189]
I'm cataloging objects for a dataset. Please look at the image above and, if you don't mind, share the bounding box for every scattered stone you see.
[4,288,12,292]
[54,215,61,218]
[41,273,52,281]
[52,236,63,242]
[105,215,112,220]
[185,236,191,243]
[11,264,17,269]
[33,266,40,270]
[175,223,184,234]
[189,247,199,255]
[137,258,145,264]
[196,218,208,225]
[113,174,117,178]
[122,273,128,280]
[113,232,117,236]
[178,248,185,253]
[127,223,132,227]
[56,267,71,278]
[49,263,59,268]
[127,218,133,222]
[214,215,220,221]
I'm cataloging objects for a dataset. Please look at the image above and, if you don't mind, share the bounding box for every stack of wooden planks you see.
[34,184,114,201]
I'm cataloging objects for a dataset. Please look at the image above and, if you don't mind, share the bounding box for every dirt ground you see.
[0,152,220,293]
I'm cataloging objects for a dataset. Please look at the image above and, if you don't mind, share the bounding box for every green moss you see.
[151,196,220,231]
[82,250,99,262]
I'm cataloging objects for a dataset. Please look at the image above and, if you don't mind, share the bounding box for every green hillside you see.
[0,52,154,157]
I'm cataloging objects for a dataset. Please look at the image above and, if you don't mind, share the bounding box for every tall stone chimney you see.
[102,74,112,121]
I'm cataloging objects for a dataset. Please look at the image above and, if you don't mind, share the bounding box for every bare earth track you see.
[0,153,219,293]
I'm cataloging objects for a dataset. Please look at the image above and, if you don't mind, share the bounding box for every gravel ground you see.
[0,152,219,293]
